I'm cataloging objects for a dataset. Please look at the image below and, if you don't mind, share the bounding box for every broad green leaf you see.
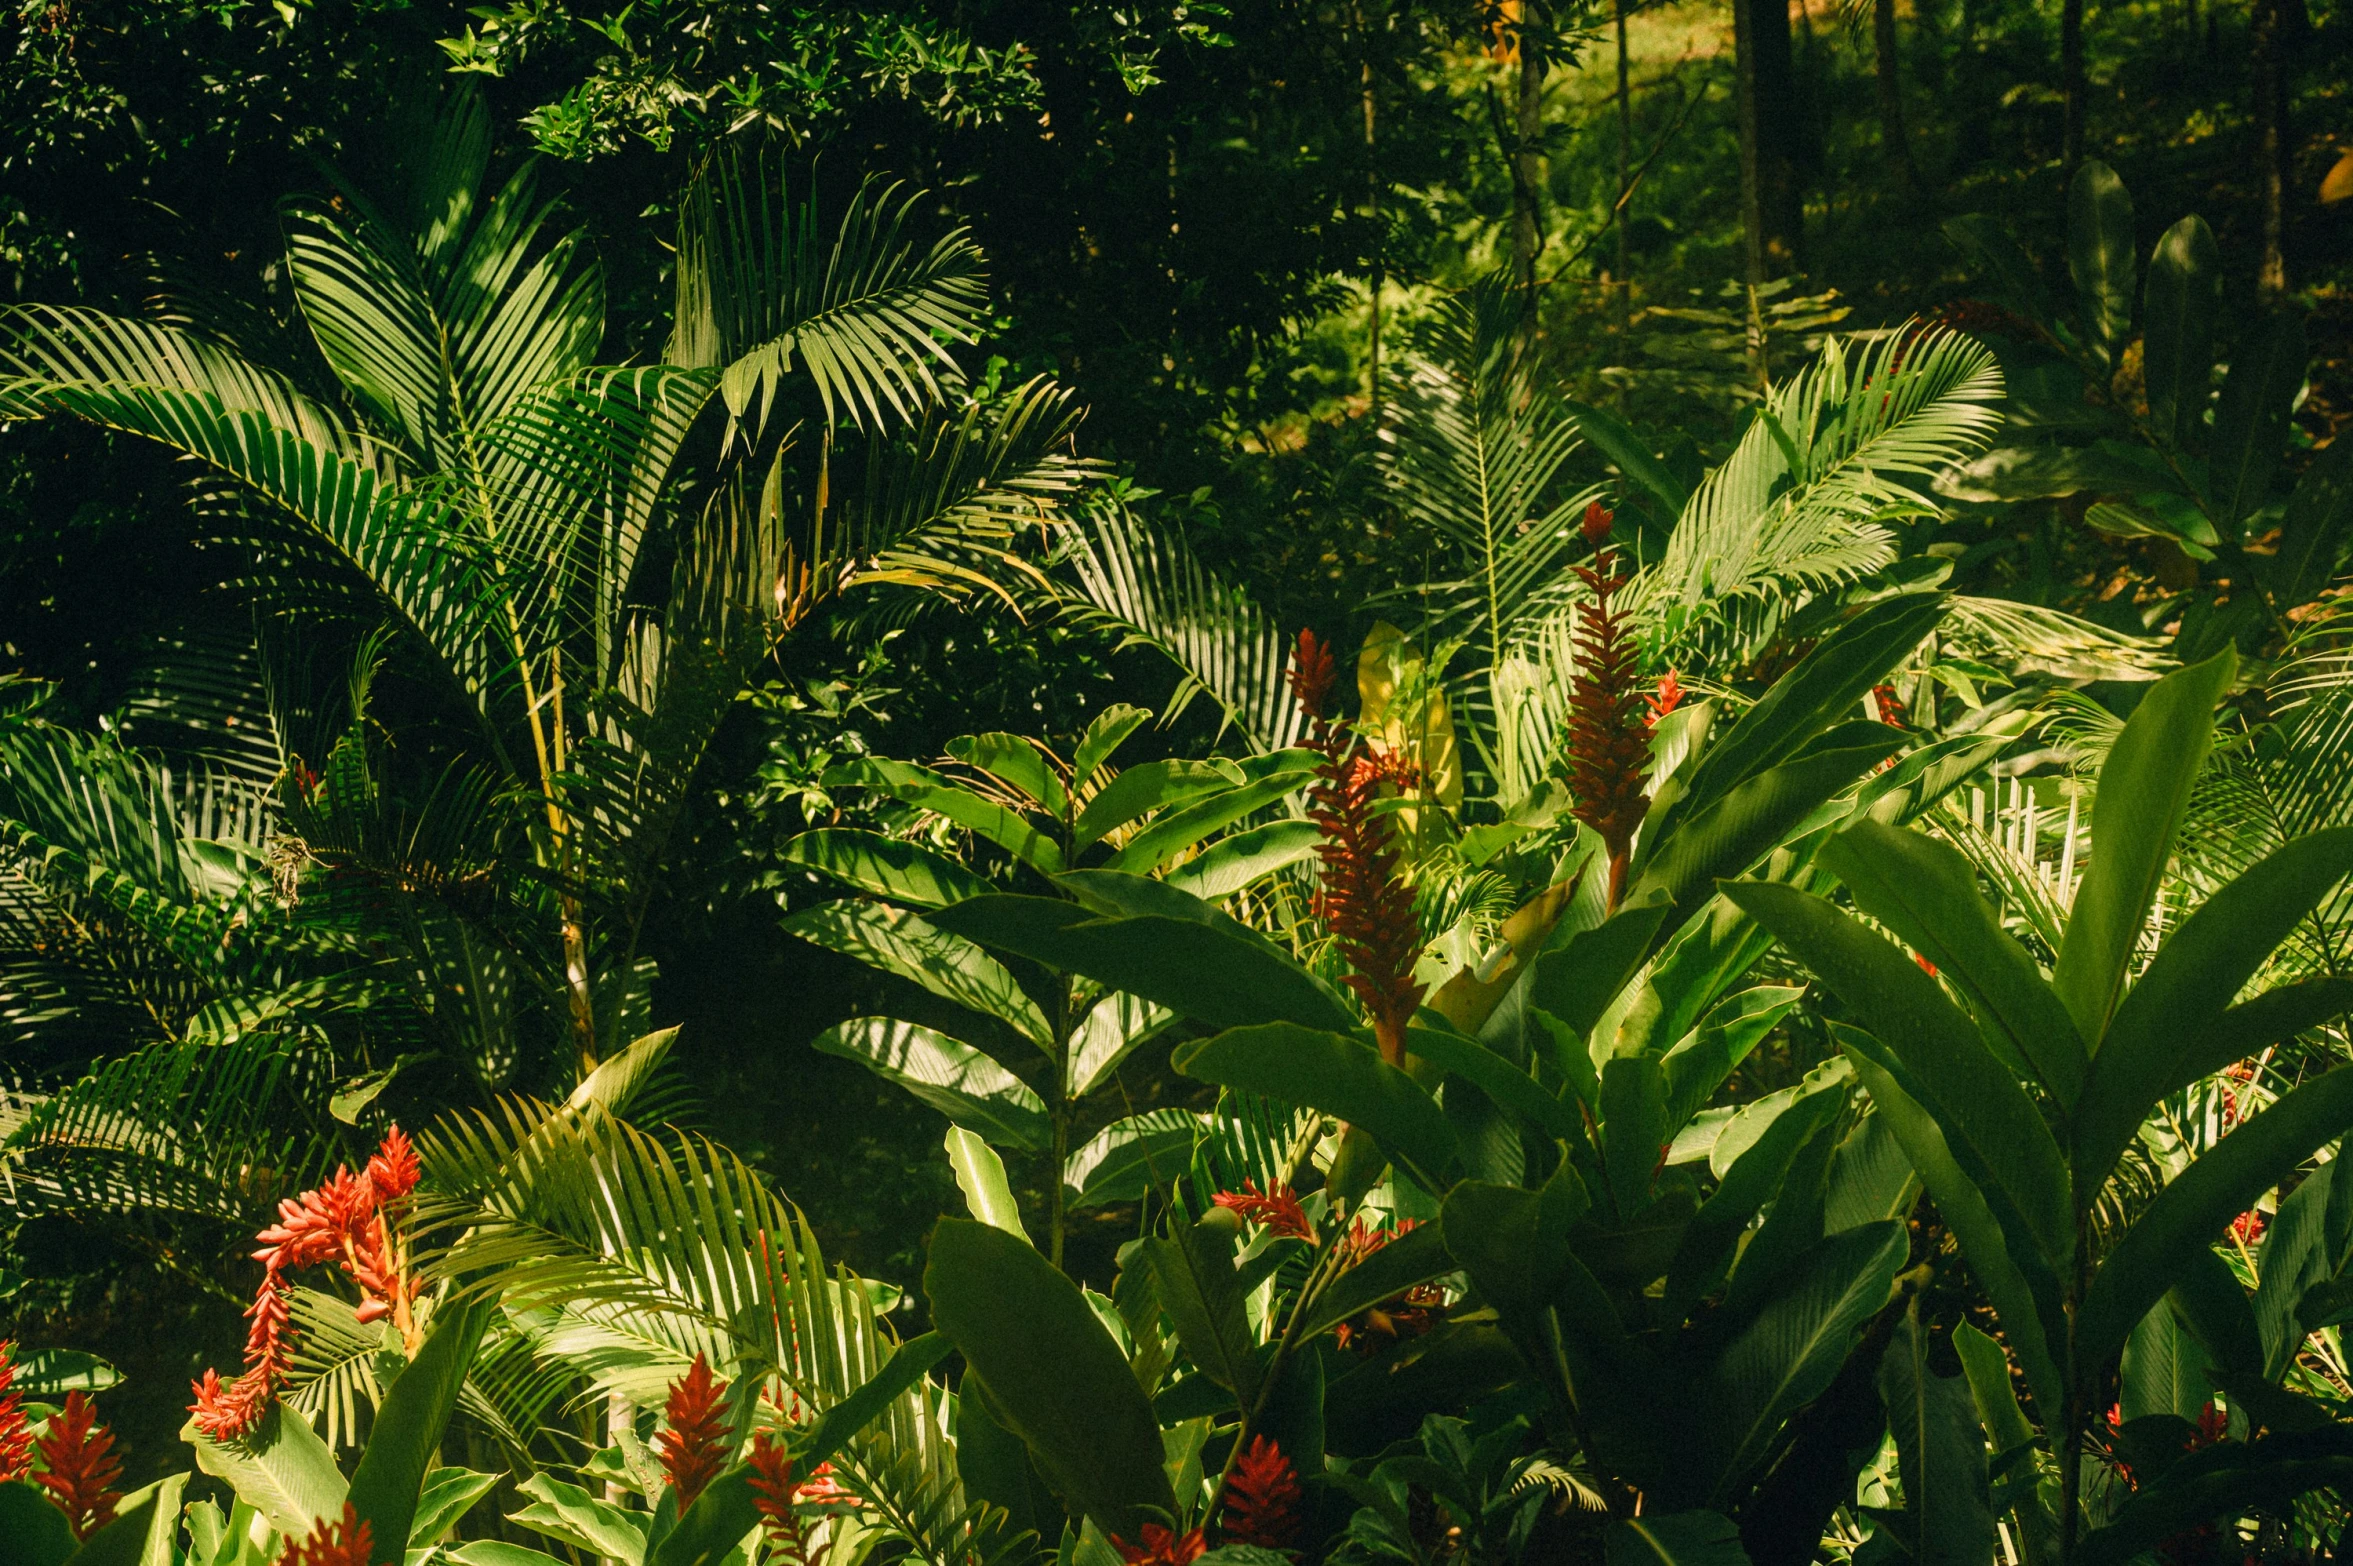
[59,1475,180,1566]
[182,1405,348,1539]
[11,1350,120,1396]
[1952,1322,2035,1457]
[824,757,1063,872]
[1175,1023,1459,1191]
[347,1300,490,1561]
[646,1467,755,1566]
[410,1468,500,1548]
[925,1220,1176,1538]
[934,895,1355,1034]
[1604,1510,1750,1565]
[505,1474,651,1560]
[1648,593,1946,850]
[948,732,1070,818]
[1072,759,1242,850]
[1296,1219,1458,1341]
[2167,1244,2265,1384]
[1601,1056,1669,1217]
[1938,439,2184,504]
[945,1127,1031,1243]
[2264,437,2353,608]
[1877,1312,1997,1566]
[2142,215,2223,449]
[1159,820,1320,903]
[1065,1110,1201,1209]
[1441,1180,1580,1409]
[1068,990,1173,1097]
[1702,1221,1908,1501]
[1528,895,1672,1041]
[2066,160,2135,367]
[1724,883,2070,1266]
[2121,1299,2213,1423]
[2073,1429,2353,1566]
[1143,1220,1262,1405]
[1563,399,1691,517]
[2077,1065,2353,1377]
[814,1017,1049,1150]
[785,901,1051,1046]
[2051,648,2235,1048]
[444,1546,572,1566]
[1706,1056,1851,1181]
[2253,1149,2353,1377]
[1841,1036,2068,1421]
[780,828,993,909]
[1666,1087,1843,1320]
[1660,985,1805,1130]
[1073,704,1153,789]
[0,1481,73,1566]
[2076,826,2353,1194]
[1405,1024,1579,1143]
[1103,764,1316,875]
[1625,737,1903,939]
[1822,820,2084,1106]
[2209,311,2307,530]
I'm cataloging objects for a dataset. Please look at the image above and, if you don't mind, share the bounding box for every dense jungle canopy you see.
[3,0,2353,1559]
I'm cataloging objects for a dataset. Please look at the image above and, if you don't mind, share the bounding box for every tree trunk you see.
[2061,0,2086,173]
[1735,0,1804,279]
[1512,2,1547,315]
[2252,0,2288,295]
[1614,0,1633,334]
[1872,0,1925,195]
[1363,10,1383,418]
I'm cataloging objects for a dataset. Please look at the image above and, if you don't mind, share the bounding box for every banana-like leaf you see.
[781,829,993,909]
[1071,759,1241,851]
[945,1127,1031,1242]
[1064,1110,1200,1210]
[2209,312,2306,530]
[1159,820,1321,903]
[2073,1428,2353,1566]
[2066,160,2136,368]
[815,1018,1050,1150]
[1143,1219,1263,1406]
[1296,1221,1459,1342]
[1176,1024,1459,1192]
[181,1405,348,1539]
[1876,1311,1997,1566]
[2142,215,2223,449]
[786,902,1051,1048]
[1603,1509,1751,1564]
[345,1300,491,1561]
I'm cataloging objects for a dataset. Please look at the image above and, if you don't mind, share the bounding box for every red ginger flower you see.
[1219,1435,1302,1552]
[1645,669,1684,729]
[278,1503,373,1566]
[0,1340,31,1483]
[1213,1181,1314,1241]
[1562,504,1651,911]
[193,1126,422,1441]
[1113,1524,1207,1565]
[657,1355,732,1513]
[35,1391,122,1539]
[2233,1208,2268,1246]
[1871,683,1909,727]
[746,1434,824,1566]
[1289,629,1427,1065]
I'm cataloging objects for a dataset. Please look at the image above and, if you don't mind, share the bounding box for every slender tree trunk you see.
[1362,9,1383,419]
[1873,0,1925,194]
[1512,1,1547,317]
[1735,0,1804,278]
[1614,0,1633,335]
[2252,0,2289,295]
[2061,0,2086,174]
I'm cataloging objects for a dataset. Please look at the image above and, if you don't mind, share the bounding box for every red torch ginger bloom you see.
[192,1125,423,1441]
[1113,1524,1207,1565]
[1871,683,1909,727]
[746,1434,824,1565]
[1645,669,1684,728]
[1289,629,1426,1065]
[35,1391,122,1539]
[1219,1435,1302,1552]
[657,1354,732,1513]
[2232,1208,2268,1246]
[0,1340,30,1483]
[278,1503,373,1566]
[1562,504,1652,911]
[1212,1181,1314,1241]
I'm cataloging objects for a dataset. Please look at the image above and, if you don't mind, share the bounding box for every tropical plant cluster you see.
[4,8,2353,1563]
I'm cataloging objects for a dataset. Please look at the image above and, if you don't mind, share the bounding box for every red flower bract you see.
[1290,628,1426,1065]
[192,1126,421,1441]
[1113,1524,1206,1565]
[657,1354,732,1513]
[35,1391,122,1539]
[278,1503,373,1566]
[747,1434,825,1566]
[1561,505,1651,910]
[1219,1435,1302,1552]
[0,1340,30,1484]
[1212,1181,1314,1241]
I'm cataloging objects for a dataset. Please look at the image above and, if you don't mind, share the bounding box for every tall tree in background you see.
[2252,0,2290,294]
[1508,0,1550,312]
[1736,0,1805,285]
[2061,0,2087,172]
[1873,0,1925,195]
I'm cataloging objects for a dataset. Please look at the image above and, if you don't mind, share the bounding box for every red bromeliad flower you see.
[657,1355,732,1513]
[1562,503,1651,910]
[34,1391,122,1539]
[1212,1181,1314,1241]
[278,1503,373,1566]
[1290,629,1426,1065]
[1645,669,1684,729]
[0,1340,31,1483]
[746,1434,826,1566]
[2232,1208,2268,1246]
[192,1126,423,1441]
[1219,1435,1301,1552]
[1113,1524,1207,1565]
